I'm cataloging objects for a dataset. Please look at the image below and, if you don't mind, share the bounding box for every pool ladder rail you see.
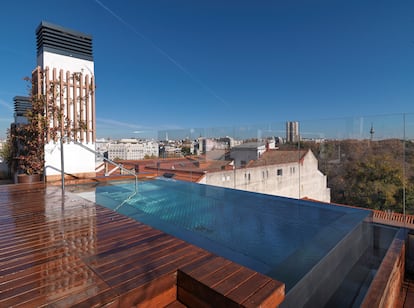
[73,141,139,211]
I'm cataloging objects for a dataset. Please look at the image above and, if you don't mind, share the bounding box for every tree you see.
[341,153,404,211]
[181,146,191,156]
[9,84,46,175]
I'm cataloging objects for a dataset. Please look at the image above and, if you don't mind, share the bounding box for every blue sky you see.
[0,0,413,139]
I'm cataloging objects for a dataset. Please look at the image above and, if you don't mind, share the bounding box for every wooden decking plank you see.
[164,299,187,308]
[86,226,162,256]
[199,262,244,287]
[88,236,182,276]
[0,262,110,307]
[0,213,149,259]
[101,241,193,283]
[0,245,79,277]
[27,287,119,308]
[0,183,286,307]
[225,272,271,303]
[183,256,232,280]
[177,270,239,308]
[0,260,90,301]
[86,229,168,264]
[213,266,257,295]
[177,253,220,274]
[118,272,177,307]
[242,280,285,308]
[0,258,85,291]
[47,285,119,308]
[88,235,179,271]
[113,248,209,295]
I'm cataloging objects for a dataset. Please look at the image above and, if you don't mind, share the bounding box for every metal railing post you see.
[60,137,65,192]
[72,140,138,194]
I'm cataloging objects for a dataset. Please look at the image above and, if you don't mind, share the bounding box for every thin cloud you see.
[0,99,13,111]
[97,118,144,129]
[93,0,231,109]
[97,118,183,131]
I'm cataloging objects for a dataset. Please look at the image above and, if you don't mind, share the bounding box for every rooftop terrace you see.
[1,181,414,307]
[0,182,284,307]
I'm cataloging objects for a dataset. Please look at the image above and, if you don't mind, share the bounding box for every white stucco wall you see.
[38,52,96,178]
[44,141,95,177]
[108,141,159,160]
[230,145,266,168]
[38,52,94,76]
[199,151,331,202]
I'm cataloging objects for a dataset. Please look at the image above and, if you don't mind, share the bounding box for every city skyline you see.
[0,0,413,139]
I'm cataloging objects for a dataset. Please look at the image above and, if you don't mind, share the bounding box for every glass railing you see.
[146,113,414,216]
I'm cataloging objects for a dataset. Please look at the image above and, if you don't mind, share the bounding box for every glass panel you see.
[93,113,412,216]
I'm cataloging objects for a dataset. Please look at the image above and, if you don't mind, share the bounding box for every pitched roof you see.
[247,149,309,167]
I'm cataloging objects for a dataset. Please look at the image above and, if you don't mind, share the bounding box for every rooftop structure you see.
[34,21,96,182]
[36,21,93,61]
[286,121,299,143]
[12,96,31,124]
[203,149,331,202]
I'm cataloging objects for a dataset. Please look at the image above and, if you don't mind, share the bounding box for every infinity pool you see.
[74,178,397,307]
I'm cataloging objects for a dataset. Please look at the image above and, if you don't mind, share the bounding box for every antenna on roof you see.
[370,123,375,141]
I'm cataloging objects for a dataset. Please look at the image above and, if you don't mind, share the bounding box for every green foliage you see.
[302,139,414,213]
[0,130,13,165]
[181,146,191,156]
[343,154,403,210]
[11,124,45,175]
[10,92,46,175]
[10,70,89,175]
[144,154,157,159]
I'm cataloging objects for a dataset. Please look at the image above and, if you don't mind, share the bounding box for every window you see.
[277,169,283,176]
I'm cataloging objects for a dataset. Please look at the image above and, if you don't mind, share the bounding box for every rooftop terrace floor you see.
[0,183,284,307]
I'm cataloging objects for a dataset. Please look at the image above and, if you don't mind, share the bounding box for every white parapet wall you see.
[44,141,96,180]
[38,51,94,77]
[35,22,96,181]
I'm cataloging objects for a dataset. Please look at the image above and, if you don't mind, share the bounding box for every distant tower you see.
[286,121,299,143]
[370,123,375,141]
[35,21,96,182]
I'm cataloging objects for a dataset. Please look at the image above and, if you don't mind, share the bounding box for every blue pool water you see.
[79,179,370,282]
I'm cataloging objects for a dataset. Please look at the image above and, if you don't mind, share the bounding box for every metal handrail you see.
[72,141,138,210]
[72,141,137,190]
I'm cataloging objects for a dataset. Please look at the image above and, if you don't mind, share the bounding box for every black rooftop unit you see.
[13,96,31,117]
[36,21,93,61]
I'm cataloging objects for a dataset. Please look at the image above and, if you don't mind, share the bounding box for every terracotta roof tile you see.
[247,150,309,167]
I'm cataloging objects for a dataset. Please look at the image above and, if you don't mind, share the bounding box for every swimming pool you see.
[74,178,397,307]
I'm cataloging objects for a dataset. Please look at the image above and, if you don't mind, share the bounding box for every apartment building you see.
[199,148,331,202]
[108,139,158,160]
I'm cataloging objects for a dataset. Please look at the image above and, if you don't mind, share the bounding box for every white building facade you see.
[35,21,96,181]
[108,139,159,160]
[199,149,331,202]
[230,141,276,168]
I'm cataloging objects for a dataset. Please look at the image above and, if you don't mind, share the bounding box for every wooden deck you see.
[0,183,284,307]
